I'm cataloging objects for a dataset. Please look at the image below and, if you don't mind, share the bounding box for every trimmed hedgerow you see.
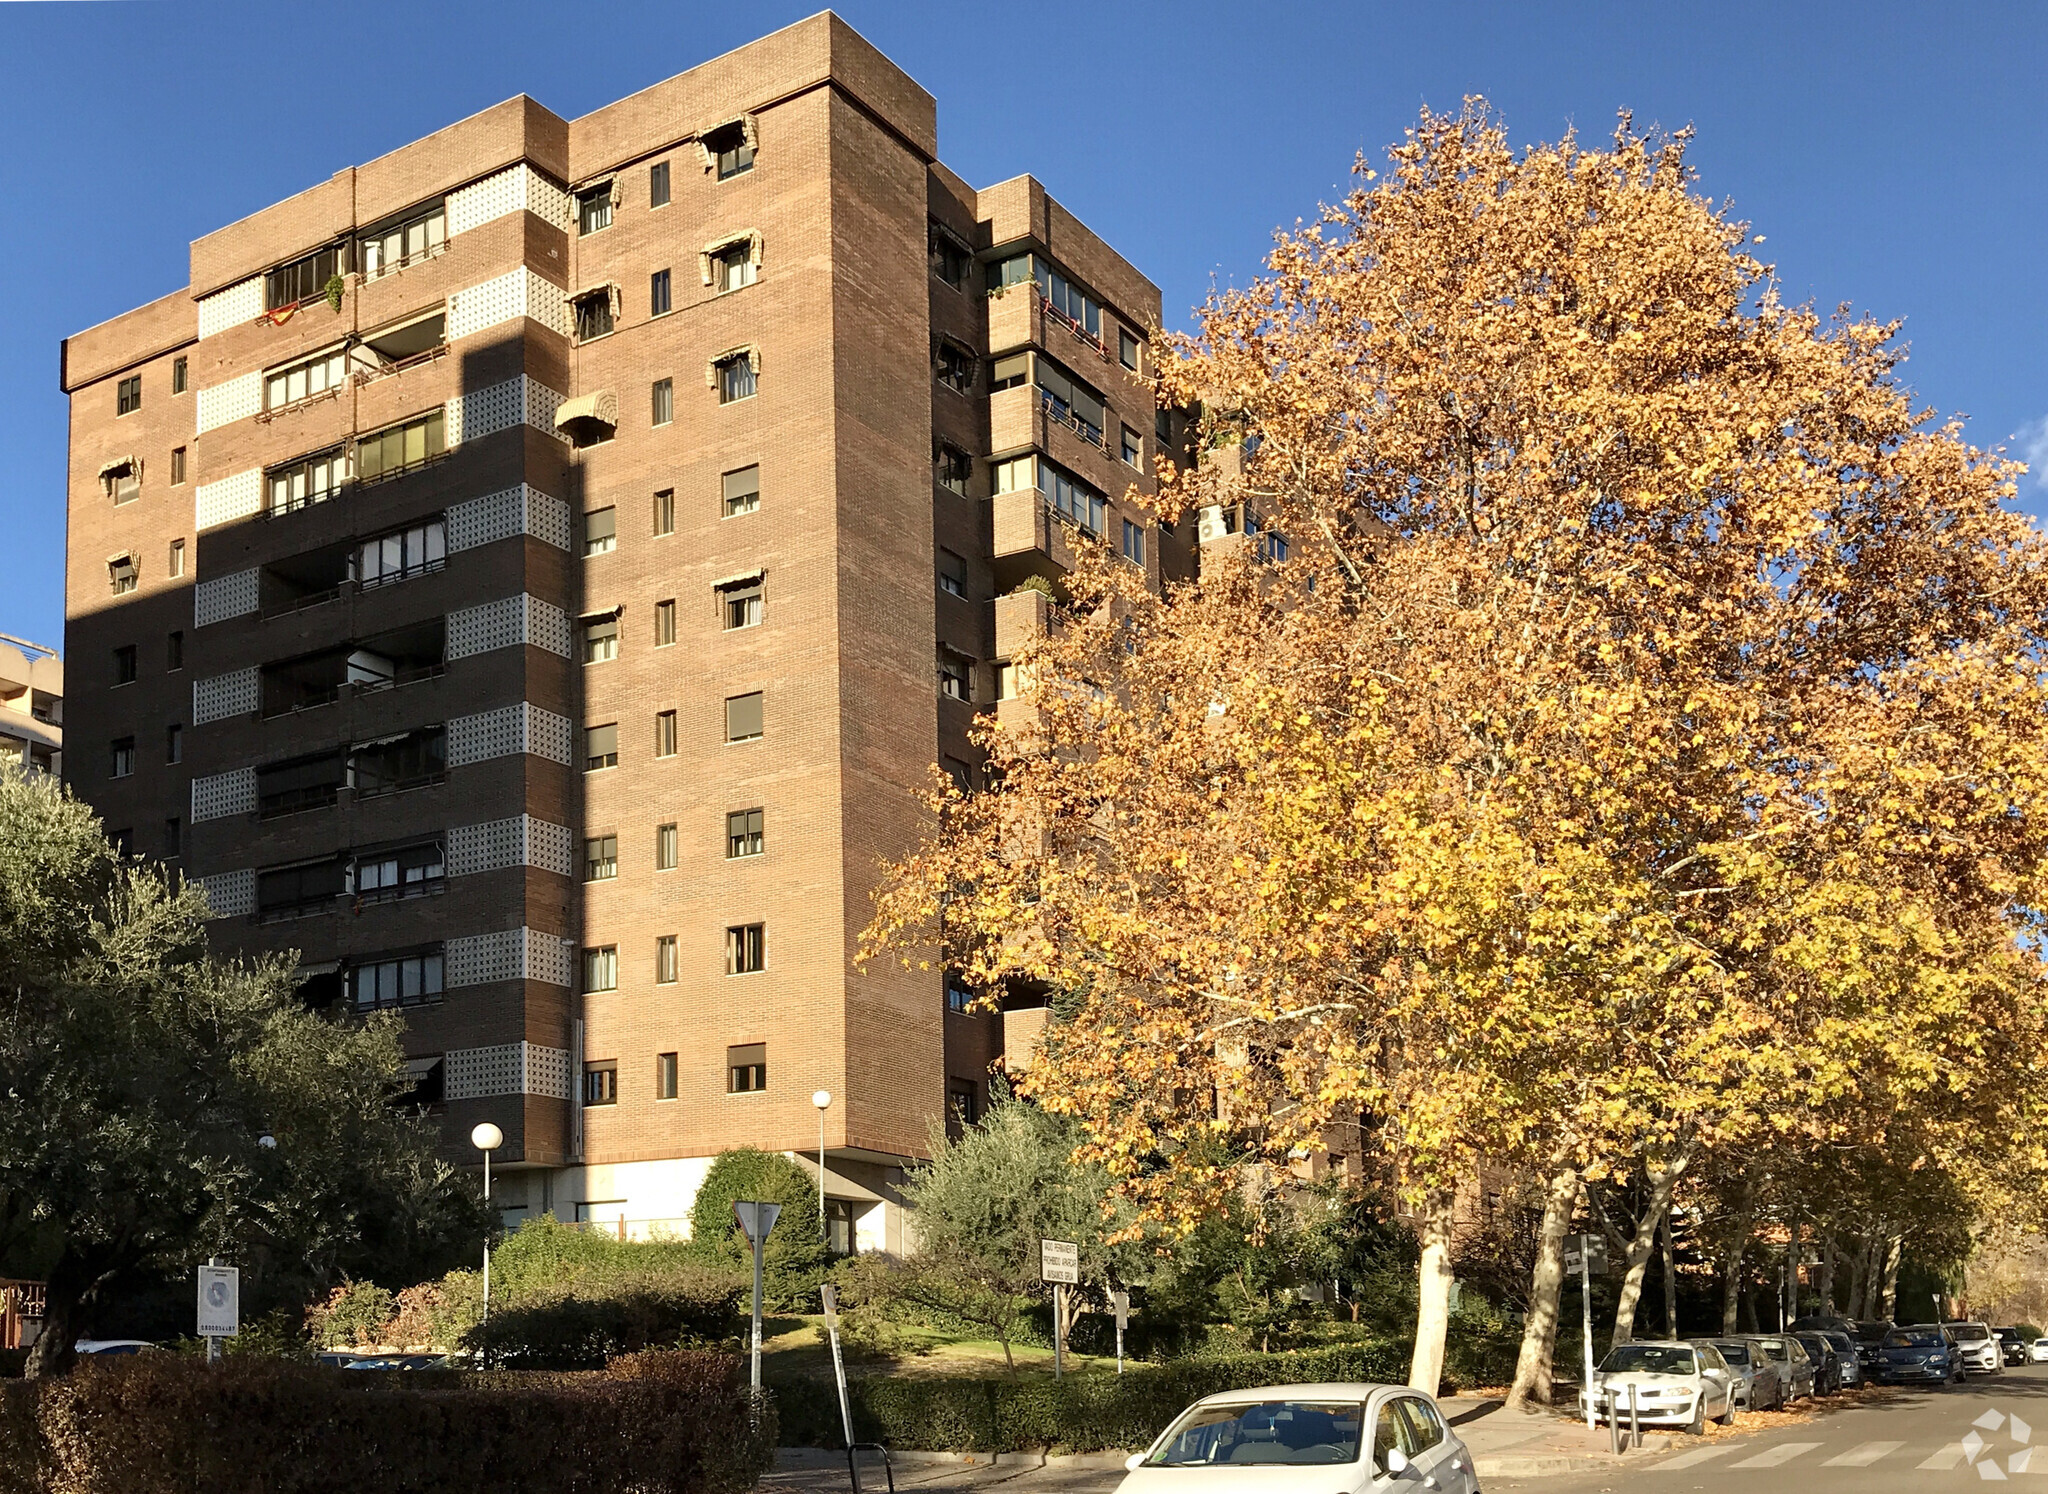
[0,1349,771,1494]
[773,1341,1412,1453]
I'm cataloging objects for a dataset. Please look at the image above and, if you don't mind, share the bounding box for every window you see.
[727,1043,767,1093]
[117,375,142,415]
[656,823,678,870]
[350,950,444,1011]
[655,938,679,985]
[165,724,182,764]
[656,1050,679,1097]
[577,183,614,235]
[989,252,1102,335]
[172,357,188,395]
[653,600,677,647]
[1122,518,1147,566]
[584,835,619,882]
[573,289,615,342]
[352,841,445,902]
[655,710,678,757]
[722,465,760,516]
[170,447,186,484]
[650,269,672,318]
[1003,455,1106,533]
[720,577,763,630]
[1156,407,1172,444]
[938,550,967,599]
[649,160,672,208]
[945,970,975,1012]
[348,729,444,798]
[166,631,183,670]
[943,756,975,795]
[106,460,141,506]
[726,924,765,974]
[583,944,619,991]
[725,692,763,742]
[939,654,971,702]
[355,411,444,483]
[652,489,675,536]
[716,352,756,403]
[164,816,182,858]
[110,829,133,857]
[266,445,351,513]
[110,737,135,778]
[583,507,618,557]
[359,200,446,278]
[168,539,185,578]
[936,444,970,495]
[355,520,445,587]
[990,354,1029,394]
[582,614,620,663]
[262,749,346,815]
[1034,355,1106,446]
[1119,327,1141,371]
[935,341,974,394]
[996,658,1020,697]
[949,1078,982,1127]
[727,808,764,858]
[1121,425,1141,466]
[109,555,137,595]
[584,722,619,771]
[928,223,972,289]
[264,347,346,410]
[265,244,343,311]
[825,1198,855,1255]
[993,455,1032,493]
[583,1062,618,1106]
[707,121,754,179]
[714,243,757,293]
[255,856,342,917]
[113,645,137,684]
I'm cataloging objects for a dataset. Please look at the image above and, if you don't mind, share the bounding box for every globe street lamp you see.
[471,1123,503,1339]
[811,1091,832,1244]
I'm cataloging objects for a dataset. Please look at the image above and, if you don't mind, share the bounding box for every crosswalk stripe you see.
[1657,1444,1735,1469]
[1821,1441,1904,1467]
[1731,1441,1822,1468]
[1918,1442,1967,1470]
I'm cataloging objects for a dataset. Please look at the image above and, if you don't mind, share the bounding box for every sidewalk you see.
[1447,1397,1676,1479]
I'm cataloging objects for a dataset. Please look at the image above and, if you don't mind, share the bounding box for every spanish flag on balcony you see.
[260,301,300,327]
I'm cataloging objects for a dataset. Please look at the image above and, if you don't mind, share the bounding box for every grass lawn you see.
[760,1314,1128,1380]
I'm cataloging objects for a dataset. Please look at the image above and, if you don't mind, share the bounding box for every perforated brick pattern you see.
[192,667,259,725]
[191,767,256,823]
[446,926,574,989]
[196,371,263,435]
[450,376,567,448]
[447,164,573,237]
[446,594,572,661]
[445,1040,573,1101]
[195,469,262,530]
[197,278,262,339]
[446,484,572,553]
[447,267,571,342]
[447,814,575,877]
[194,568,259,627]
[524,927,574,988]
[447,702,574,767]
[196,868,255,918]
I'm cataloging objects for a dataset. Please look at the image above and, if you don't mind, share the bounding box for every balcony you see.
[259,620,446,718]
[994,587,1054,659]
[991,489,1086,594]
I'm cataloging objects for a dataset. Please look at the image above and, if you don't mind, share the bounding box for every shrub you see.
[772,1341,1411,1453]
[304,1279,396,1348]
[688,1149,828,1310]
[0,1349,772,1494]
[464,1266,744,1370]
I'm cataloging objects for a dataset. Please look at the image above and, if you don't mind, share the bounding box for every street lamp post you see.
[811,1091,831,1243]
[471,1123,503,1343]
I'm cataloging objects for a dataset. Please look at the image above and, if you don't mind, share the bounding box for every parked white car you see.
[1945,1321,2002,1374]
[2032,1338,2048,1364]
[1577,1341,1738,1433]
[1117,1383,1479,1494]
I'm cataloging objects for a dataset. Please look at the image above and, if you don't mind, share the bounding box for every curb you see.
[777,1448,1138,1471]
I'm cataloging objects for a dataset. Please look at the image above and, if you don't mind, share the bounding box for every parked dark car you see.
[1876,1324,1963,1385]
[1822,1330,1866,1388]
[1997,1327,2031,1366]
[1853,1320,1895,1378]
[1753,1334,1818,1400]
[1792,1332,1841,1393]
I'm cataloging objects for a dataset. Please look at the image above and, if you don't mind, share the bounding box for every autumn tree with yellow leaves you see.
[867,104,2048,1403]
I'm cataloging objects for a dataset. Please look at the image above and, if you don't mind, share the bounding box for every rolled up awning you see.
[555,390,618,432]
[98,454,138,480]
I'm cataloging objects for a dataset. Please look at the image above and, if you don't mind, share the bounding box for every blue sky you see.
[2,1,2043,650]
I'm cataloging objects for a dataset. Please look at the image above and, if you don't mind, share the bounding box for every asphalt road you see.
[1489,1363,2048,1493]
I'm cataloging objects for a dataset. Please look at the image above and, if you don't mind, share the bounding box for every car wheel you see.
[1688,1396,1708,1435]
[1717,1395,1738,1427]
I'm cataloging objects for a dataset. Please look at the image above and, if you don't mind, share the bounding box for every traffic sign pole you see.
[1039,1239,1079,1383]
[1580,1243,1594,1429]
[1111,1289,1129,1376]
[733,1201,782,1391]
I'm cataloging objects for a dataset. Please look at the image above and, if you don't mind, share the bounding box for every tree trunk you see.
[1818,1232,1836,1315]
[1738,1276,1757,1332]
[1607,1154,1689,1348]
[1506,1166,1579,1411]
[1408,1190,1457,1394]
[1881,1234,1902,1321]
[1719,1196,1754,1334]
[1661,1212,1680,1337]
[23,1250,103,1380]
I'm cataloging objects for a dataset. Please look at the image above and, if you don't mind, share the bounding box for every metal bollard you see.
[1608,1389,1620,1455]
[1630,1384,1641,1450]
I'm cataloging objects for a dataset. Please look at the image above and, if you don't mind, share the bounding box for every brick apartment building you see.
[58,13,1193,1250]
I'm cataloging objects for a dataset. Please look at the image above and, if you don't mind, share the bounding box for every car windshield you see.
[1713,1343,1752,1366]
[1601,1345,1697,1375]
[1147,1402,1365,1466]
[1855,1324,1893,1343]
[1950,1325,1990,1342]
[1886,1330,1944,1347]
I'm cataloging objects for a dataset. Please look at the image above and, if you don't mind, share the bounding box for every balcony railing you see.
[261,686,342,720]
[352,662,445,697]
[353,342,449,387]
[1040,390,1103,449]
[262,587,344,619]
[351,771,446,802]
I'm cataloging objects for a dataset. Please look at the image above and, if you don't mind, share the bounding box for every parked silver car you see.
[1946,1321,2002,1374]
[1751,1334,1818,1400]
[1694,1337,1786,1410]
[1578,1340,1738,1433]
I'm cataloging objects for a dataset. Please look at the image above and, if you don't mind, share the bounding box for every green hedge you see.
[464,1274,744,1369]
[0,1350,772,1494]
[772,1342,1410,1454]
